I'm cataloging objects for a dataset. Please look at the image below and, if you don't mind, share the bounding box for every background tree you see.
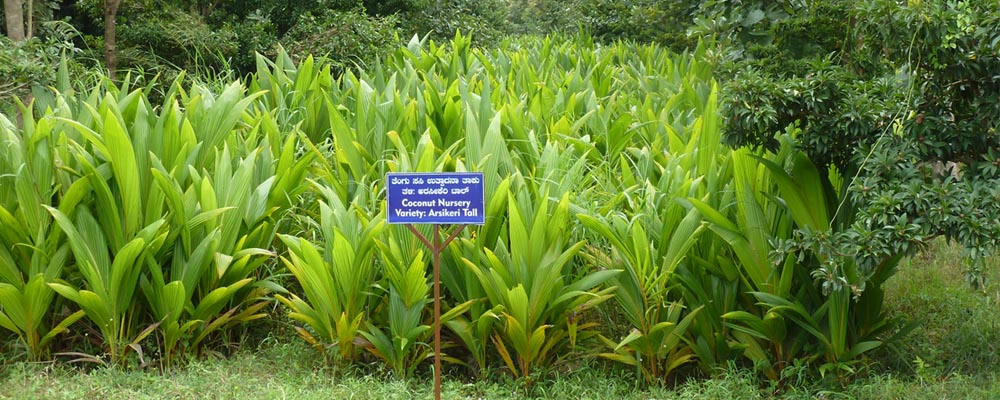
[3,0,26,41]
[695,0,1000,284]
[103,0,120,75]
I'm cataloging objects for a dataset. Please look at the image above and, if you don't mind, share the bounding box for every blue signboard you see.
[386,172,485,225]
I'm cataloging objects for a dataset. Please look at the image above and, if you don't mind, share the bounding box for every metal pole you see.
[405,224,466,400]
[432,224,442,400]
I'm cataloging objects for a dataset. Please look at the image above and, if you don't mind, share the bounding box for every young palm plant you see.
[691,130,896,382]
[44,93,172,365]
[0,109,84,360]
[463,186,618,381]
[580,199,705,384]
[277,184,384,364]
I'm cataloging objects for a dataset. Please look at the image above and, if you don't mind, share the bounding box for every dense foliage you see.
[0,33,916,389]
[698,0,1000,290]
[69,0,515,78]
[2,0,999,393]
[0,20,87,113]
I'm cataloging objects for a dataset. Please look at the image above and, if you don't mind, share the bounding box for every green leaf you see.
[100,110,143,238]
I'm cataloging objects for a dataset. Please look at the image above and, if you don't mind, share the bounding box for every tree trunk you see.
[4,0,27,130]
[25,0,30,38]
[103,0,122,77]
[3,0,25,41]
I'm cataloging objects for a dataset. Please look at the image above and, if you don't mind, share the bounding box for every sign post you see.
[386,172,485,400]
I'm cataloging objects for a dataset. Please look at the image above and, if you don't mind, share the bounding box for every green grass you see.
[2,346,998,399]
[3,238,1000,399]
[878,239,1000,377]
[0,342,756,400]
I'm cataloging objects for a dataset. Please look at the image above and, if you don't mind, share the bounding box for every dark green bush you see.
[506,0,583,36]
[117,5,238,73]
[362,0,426,16]
[226,12,279,75]
[0,21,84,112]
[1,38,53,107]
[721,58,900,172]
[700,0,1000,300]
[578,0,697,50]
[283,8,400,71]
[398,0,511,47]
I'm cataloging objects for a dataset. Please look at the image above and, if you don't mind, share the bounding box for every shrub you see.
[398,0,511,47]
[0,21,84,112]
[578,0,698,50]
[283,8,400,72]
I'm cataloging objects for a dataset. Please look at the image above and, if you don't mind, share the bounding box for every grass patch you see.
[3,238,1000,399]
[1,339,996,399]
[0,341,688,399]
[779,373,1000,400]
[877,239,1000,378]
[0,348,761,400]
